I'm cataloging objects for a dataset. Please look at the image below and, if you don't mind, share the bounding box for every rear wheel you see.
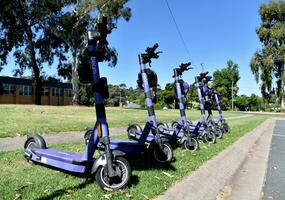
[186,120,193,126]
[153,143,173,163]
[182,137,199,152]
[24,135,46,163]
[127,124,142,140]
[84,129,93,145]
[157,122,169,133]
[171,121,179,129]
[95,157,131,190]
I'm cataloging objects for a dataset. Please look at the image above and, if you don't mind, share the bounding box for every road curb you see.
[155,119,274,200]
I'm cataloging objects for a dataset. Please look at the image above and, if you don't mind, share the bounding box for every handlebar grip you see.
[153,43,159,50]
[145,43,159,54]
[199,71,209,79]
[180,62,192,70]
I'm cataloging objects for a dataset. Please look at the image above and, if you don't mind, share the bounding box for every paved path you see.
[263,120,285,200]
[0,127,126,152]
[244,111,285,117]
[155,119,274,200]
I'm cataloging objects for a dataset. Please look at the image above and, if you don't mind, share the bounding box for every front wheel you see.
[202,129,216,144]
[182,137,199,152]
[222,122,230,133]
[214,127,223,139]
[153,143,173,163]
[95,157,131,190]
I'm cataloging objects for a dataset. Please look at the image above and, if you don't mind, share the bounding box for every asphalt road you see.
[263,120,285,200]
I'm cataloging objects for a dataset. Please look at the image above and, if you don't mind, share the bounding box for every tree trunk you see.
[27,27,42,105]
[72,49,79,105]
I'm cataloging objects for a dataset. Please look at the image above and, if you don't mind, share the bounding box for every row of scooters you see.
[23,17,230,191]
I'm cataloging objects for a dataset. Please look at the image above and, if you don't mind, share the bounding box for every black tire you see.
[186,120,193,126]
[95,157,131,190]
[127,124,142,140]
[182,137,199,152]
[202,129,216,144]
[157,122,169,133]
[84,129,93,145]
[222,122,230,133]
[24,135,47,163]
[214,127,223,139]
[171,121,179,129]
[153,142,173,163]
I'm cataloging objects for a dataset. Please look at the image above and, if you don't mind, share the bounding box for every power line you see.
[164,0,192,61]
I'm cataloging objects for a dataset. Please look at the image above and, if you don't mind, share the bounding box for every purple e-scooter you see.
[185,72,217,144]
[200,75,224,139]
[84,43,173,163]
[24,17,131,190]
[198,74,229,134]
[211,90,230,133]
[153,62,200,151]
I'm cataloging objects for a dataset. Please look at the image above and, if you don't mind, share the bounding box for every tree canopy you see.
[250,1,285,107]
[212,60,240,109]
[0,0,67,104]
[0,0,131,105]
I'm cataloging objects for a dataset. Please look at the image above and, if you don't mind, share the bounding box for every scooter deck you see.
[109,140,146,153]
[31,148,94,173]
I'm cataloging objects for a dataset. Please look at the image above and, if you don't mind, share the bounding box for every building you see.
[0,76,73,105]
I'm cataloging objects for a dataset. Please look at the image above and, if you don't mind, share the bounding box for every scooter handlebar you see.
[199,71,209,79]
[140,43,162,64]
[179,62,192,71]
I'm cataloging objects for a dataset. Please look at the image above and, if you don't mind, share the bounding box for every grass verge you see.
[0,105,244,137]
[0,115,267,200]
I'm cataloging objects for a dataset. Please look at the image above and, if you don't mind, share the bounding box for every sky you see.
[0,0,271,95]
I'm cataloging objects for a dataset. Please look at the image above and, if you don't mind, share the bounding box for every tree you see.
[212,60,240,109]
[250,1,285,110]
[57,0,131,105]
[186,83,198,103]
[0,0,67,104]
[235,95,249,111]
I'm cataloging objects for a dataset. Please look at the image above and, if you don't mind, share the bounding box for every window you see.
[41,87,49,96]
[19,85,32,96]
[52,88,63,97]
[66,89,73,97]
[3,84,15,95]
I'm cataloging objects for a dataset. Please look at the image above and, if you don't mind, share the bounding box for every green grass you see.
[0,104,244,138]
[0,115,267,200]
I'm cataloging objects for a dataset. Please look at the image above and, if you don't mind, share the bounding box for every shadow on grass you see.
[37,174,140,200]
[37,180,90,200]
[126,154,177,172]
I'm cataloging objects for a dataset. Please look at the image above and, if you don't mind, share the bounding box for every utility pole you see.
[119,90,122,107]
[231,80,234,111]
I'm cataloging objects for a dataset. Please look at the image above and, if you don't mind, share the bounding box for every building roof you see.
[0,76,72,89]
